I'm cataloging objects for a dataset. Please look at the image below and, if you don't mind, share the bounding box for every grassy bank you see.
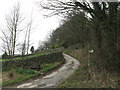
[2,60,64,86]
[58,49,119,88]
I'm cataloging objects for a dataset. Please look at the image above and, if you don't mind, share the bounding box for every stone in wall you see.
[2,52,64,71]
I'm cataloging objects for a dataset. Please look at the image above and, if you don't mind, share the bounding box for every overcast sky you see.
[0,0,62,55]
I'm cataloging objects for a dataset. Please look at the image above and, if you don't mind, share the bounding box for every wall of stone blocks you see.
[2,52,64,71]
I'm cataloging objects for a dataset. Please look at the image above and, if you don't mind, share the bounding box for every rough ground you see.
[6,53,80,88]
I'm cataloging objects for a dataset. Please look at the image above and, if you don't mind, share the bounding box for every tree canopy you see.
[38,0,120,71]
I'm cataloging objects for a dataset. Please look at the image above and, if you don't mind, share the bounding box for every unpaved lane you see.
[9,53,80,88]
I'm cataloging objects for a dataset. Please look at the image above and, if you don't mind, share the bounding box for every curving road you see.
[7,53,80,88]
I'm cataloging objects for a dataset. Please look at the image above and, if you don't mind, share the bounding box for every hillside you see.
[58,49,119,88]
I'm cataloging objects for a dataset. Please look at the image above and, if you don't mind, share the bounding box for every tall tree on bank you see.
[26,15,33,55]
[39,1,120,70]
[50,12,88,48]
[0,3,23,57]
[20,14,33,56]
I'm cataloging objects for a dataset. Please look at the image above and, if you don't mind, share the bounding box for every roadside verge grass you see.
[57,49,119,88]
[2,60,64,86]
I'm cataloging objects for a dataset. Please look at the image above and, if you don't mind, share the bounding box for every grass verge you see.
[3,74,35,86]
[2,60,64,86]
[57,49,119,88]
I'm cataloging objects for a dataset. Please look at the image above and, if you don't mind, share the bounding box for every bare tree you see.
[0,2,23,57]
[17,15,33,55]
[21,29,28,56]
[0,30,10,55]
[26,15,33,54]
[38,0,120,72]
[38,0,77,17]
[20,12,33,55]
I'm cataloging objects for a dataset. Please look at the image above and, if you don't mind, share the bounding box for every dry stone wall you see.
[2,52,64,71]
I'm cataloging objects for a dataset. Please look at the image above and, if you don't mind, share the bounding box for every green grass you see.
[40,62,60,73]
[2,74,36,86]
[2,50,64,86]
[2,51,64,86]
[57,49,119,88]
[0,59,6,62]
[2,67,38,86]
[63,49,73,54]
[0,52,49,62]
[16,68,35,74]
[2,61,63,86]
